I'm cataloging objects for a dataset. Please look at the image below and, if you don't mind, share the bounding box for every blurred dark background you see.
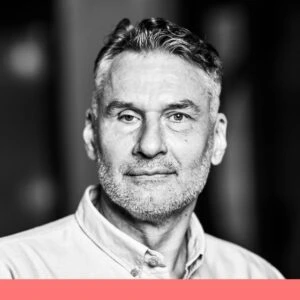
[0,1,299,278]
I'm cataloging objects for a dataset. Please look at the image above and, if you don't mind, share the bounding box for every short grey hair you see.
[92,17,223,120]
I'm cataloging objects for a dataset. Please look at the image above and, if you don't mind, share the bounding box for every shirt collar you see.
[75,185,206,276]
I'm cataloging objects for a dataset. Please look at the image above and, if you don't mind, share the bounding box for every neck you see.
[96,189,196,278]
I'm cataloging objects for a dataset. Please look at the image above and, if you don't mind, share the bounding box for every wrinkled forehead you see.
[102,51,218,100]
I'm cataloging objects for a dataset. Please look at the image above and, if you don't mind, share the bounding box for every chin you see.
[123,204,184,225]
[111,190,196,225]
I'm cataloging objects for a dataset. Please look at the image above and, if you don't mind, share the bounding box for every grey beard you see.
[96,136,213,224]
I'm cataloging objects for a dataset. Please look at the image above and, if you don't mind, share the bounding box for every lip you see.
[126,169,176,176]
[125,171,175,184]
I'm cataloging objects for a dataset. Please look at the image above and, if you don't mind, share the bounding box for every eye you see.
[118,111,140,124]
[169,113,190,122]
[120,115,135,122]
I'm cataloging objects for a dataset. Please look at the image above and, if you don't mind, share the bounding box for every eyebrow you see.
[162,99,201,113]
[105,100,143,115]
[105,99,201,115]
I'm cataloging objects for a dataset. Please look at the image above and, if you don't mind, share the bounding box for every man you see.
[0,18,283,279]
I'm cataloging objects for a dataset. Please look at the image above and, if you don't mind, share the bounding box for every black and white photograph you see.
[0,1,299,279]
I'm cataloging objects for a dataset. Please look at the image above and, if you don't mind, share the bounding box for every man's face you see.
[94,51,223,223]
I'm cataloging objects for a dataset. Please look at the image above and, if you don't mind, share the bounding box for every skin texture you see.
[84,51,227,277]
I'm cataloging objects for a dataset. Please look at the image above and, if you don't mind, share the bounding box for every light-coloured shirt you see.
[0,185,284,279]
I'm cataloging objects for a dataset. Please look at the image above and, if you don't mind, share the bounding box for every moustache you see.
[122,159,178,176]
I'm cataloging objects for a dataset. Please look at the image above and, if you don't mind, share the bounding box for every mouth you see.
[125,169,176,182]
[126,169,176,176]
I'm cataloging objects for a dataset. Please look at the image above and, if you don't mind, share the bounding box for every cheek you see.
[98,124,135,164]
[167,131,210,168]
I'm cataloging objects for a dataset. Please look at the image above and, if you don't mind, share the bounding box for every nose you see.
[133,118,167,158]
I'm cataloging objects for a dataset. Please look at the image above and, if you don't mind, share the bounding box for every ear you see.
[83,108,97,161]
[211,113,228,166]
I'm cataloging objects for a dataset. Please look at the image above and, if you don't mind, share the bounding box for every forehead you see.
[102,51,212,108]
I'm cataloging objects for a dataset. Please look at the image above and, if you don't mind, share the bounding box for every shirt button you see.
[130,268,140,277]
[147,256,159,267]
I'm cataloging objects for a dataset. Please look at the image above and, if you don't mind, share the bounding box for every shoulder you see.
[202,234,284,279]
[0,215,76,248]
[0,215,79,278]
